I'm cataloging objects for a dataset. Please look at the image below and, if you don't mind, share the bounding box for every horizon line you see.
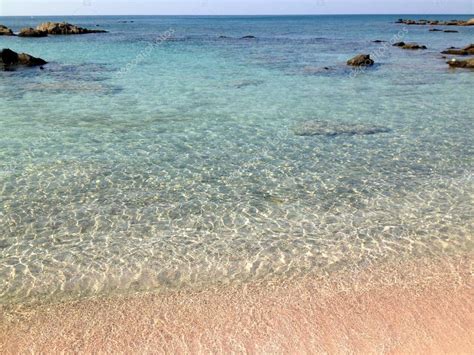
[1,13,473,17]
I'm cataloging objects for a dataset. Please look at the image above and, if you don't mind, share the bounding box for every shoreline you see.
[1,254,472,353]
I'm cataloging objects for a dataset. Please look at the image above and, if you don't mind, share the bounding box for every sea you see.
[0,15,473,305]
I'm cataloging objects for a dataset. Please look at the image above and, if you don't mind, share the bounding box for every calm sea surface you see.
[0,15,473,304]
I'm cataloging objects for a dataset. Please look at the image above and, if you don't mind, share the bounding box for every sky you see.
[1,0,473,16]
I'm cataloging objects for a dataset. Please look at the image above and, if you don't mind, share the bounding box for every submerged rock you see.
[36,22,107,35]
[0,25,14,36]
[18,27,48,37]
[442,44,474,56]
[347,54,374,67]
[444,30,459,33]
[429,28,443,32]
[234,79,265,88]
[241,35,256,39]
[447,58,474,69]
[293,121,391,137]
[0,48,47,70]
[372,40,386,43]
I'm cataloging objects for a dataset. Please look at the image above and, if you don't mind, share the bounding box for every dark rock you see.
[241,35,256,39]
[394,42,427,50]
[0,48,47,70]
[429,28,443,32]
[347,54,374,67]
[373,40,386,43]
[18,27,48,37]
[401,43,427,50]
[36,22,107,35]
[293,121,391,137]
[0,25,14,36]
[447,58,474,68]
[444,30,459,33]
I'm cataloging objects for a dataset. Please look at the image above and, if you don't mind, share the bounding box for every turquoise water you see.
[1,15,473,304]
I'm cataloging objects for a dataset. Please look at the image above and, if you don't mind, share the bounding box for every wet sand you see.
[1,254,473,354]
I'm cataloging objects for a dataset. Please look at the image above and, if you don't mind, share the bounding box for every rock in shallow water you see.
[0,48,47,70]
[393,42,427,50]
[293,121,391,137]
[347,54,374,67]
[442,44,474,56]
[447,58,474,69]
[0,25,14,36]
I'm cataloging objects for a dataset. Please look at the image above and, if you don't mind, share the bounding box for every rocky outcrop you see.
[441,44,474,56]
[18,28,48,37]
[0,25,14,36]
[396,18,474,26]
[447,58,474,68]
[393,42,427,50]
[347,54,374,67]
[0,48,47,70]
[293,121,391,137]
[36,22,107,35]
[241,35,256,39]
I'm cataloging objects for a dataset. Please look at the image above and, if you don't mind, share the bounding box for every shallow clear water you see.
[0,15,473,304]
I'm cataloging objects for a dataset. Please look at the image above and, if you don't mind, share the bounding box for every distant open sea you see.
[0,15,473,305]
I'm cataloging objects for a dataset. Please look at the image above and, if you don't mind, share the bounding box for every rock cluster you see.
[0,48,47,70]
[396,18,474,26]
[36,22,107,35]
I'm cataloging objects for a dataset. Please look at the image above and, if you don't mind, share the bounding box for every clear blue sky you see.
[1,0,473,16]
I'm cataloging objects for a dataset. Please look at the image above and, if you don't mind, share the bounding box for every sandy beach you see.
[1,254,472,353]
